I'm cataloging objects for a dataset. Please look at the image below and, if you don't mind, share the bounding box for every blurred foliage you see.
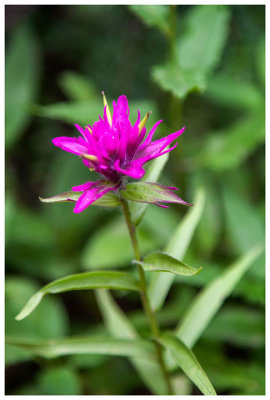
[5,4,264,395]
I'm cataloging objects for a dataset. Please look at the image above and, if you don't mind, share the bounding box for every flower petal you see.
[114,159,145,180]
[73,183,116,213]
[136,126,185,160]
[52,136,88,155]
[112,95,130,126]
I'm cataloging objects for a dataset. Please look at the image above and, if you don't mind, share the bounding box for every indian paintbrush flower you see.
[44,93,190,212]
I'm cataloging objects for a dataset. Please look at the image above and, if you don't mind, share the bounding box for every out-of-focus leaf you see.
[152,62,205,99]
[5,277,68,365]
[39,190,121,207]
[58,71,97,101]
[199,112,265,171]
[256,37,265,86]
[190,173,222,257]
[128,5,170,36]
[134,252,202,276]
[16,271,141,321]
[178,6,229,73]
[6,336,155,359]
[152,6,230,99]
[159,333,216,395]
[129,154,169,226]
[32,101,101,126]
[203,306,264,348]
[149,188,205,311]
[38,367,81,395]
[95,290,169,395]
[222,185,265,280]
[5,22,40,149]
[175,245,263,348]
[81,218,158,270]
[206,74,263,110]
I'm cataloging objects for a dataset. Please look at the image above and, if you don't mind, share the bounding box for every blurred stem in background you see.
[121,198,173,395]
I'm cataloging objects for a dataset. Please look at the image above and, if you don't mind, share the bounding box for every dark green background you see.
[5,5,265,395]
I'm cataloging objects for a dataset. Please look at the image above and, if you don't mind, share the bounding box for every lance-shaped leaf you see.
[175,245,263,349]
[39,190,121,207]
[6,336,155,359]
[134,252,202,276]
[159,333,216,395]
[121,182,191,208]
[95,290,170,394]
[149,188,205,311]
[16,271,140,321]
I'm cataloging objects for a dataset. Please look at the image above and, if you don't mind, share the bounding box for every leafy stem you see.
[121,198,173,395]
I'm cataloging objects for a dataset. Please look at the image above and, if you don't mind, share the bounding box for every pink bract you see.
[52,95,185,213]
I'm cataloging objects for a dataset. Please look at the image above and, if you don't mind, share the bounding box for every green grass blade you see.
[149,188,205,310]
[175,245,263,348]
[6,336,154,359]
[16,271,140,321]
[159,333,216,395]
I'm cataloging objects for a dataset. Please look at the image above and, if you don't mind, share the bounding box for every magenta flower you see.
[50,93,188,213]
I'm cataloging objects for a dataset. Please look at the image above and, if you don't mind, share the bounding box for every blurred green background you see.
[5,5,265,395]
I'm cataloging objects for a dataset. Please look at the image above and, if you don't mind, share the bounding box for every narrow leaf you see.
[159,333,216,395]
[6,336,154,359]
[129,5,170,36]
[5,23,40,149]
[121,182,191,207]
[175,245,263,348]
[129,153,169,225]
[149,188,205,310]
[177,5,230,74]
[134,252,202,276]
[39,190,121,207]
[16,271,140,321]
[95,290,169,394]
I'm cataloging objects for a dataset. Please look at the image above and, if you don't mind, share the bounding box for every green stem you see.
[121,199,173,395]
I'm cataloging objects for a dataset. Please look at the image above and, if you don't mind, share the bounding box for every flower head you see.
[50,93,187,213]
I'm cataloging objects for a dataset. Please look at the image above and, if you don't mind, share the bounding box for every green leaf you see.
[152,62,205,99]
[5,276,68,365]
[95,290,170,395]
[15,271,140,321]
[152,6,230,99]
[222,185,265,280]
[149,188,205,310]
[37,367,81,395]
[175,245,263,348]
[121,182,190,207]
[134,252,202,276]
[129,154,169,226]
[159,333,216,395]
[81,218,158,270]
[199,112,265,171]
[58,71,97,101]
[5,22,40,149]
[255,37,265,86]
[206,74,263,111]
[177,5,230,74]
[128,5,170,36]
[33,101,101,126]
[6,336,155,359]
[39,190,121,207]
[203,306,265,348]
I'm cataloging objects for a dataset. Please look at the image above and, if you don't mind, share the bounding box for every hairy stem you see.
[121,199,173,395]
